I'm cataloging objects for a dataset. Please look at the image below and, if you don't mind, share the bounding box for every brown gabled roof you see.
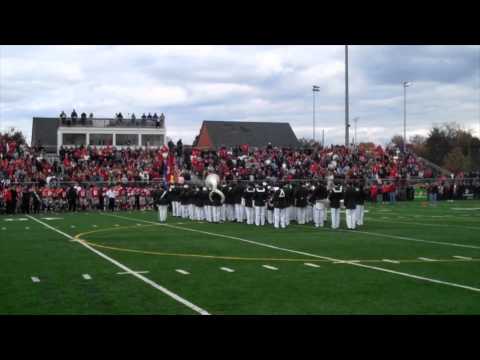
[200,120,299,149]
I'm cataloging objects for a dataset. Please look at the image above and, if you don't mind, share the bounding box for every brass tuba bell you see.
[205,173,226,203]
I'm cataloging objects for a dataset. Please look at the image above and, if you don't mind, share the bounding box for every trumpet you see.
[205,173,226,204]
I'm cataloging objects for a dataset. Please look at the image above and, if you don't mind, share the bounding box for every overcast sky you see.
[1,45,479,146]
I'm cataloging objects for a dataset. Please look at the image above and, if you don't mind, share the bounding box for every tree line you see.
[392,122,480,174]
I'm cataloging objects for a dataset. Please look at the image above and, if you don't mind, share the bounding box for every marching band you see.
[154,177,368,230]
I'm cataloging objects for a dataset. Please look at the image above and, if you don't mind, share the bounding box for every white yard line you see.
[366,217,480,231]
[105,213,480,294]
[26,215,209,315]
[117,270,150,275]
[304,263,321,268]
[31,276,40,283]
[262,265,278,270]
[418,257,437,262]
[220,267,235,272]
[351,229,480,250]
[382,259,400,264]
[296,224,480,250]
[453,256,472,260]
[82,274,92,280]
[176,269,190,275]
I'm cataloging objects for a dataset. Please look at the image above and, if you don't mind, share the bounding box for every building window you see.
[141,134,164,147]
[90,134,113,146]
[62,133,86,146]
[116,134,139,146]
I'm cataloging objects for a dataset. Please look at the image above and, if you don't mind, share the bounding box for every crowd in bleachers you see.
[1,133,480,215]
[59,110,165,128]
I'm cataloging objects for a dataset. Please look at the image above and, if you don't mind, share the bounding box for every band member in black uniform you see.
[295,184,308,225]
[329,181,343,229]
[233,181,245,223]
[354,181,366,227]
[311,181,328,228]
[243,182,256,225]
[211,188,223,223]
[284,184,294,226]
[179,184,190,219]
[344,182,357,230]
[273,185,288,229]
[253,182,268,226]
[266,185,275,225]
[224,184,236,222]
[155,185,169,222]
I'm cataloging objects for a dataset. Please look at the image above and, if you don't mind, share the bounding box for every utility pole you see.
[345,45,350,146]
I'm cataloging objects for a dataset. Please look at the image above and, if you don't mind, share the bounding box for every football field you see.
[2,200,480,315]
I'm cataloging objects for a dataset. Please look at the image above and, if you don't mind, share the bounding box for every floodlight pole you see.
[345,45,350,147]
[402,81,411,153]
[353,117,359,146]
[312,85,320,142]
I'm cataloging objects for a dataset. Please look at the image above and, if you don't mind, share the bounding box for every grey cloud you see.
[1,45,479,146]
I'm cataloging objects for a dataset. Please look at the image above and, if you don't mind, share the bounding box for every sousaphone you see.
[205,173,226,203]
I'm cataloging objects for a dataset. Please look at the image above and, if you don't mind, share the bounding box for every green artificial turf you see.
[1,200,480,314]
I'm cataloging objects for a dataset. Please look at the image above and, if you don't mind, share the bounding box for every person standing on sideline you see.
[389,181,396,205]
[382,182,389,204]
[21,186,32,214]
[329,182,343,229]
[273,185,288,229]
[429,182,439,206]
[354,181,366,227]
[32,186,42,214]
[344,183,357,230]
[253,182,268,226]
[311,181,328,228]
[67,185,77,212]
[370,183,378,206]
[10,186,18,214]
[243,183,256,225]
[106,186,116,211]
[5,186,13,214]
